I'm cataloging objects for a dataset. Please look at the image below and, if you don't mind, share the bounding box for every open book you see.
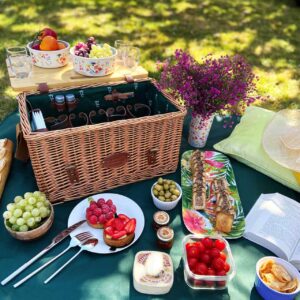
[244,193,300,271]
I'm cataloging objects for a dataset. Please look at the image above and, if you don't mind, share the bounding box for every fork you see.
[13,232,93,288]
[44,237,98,284]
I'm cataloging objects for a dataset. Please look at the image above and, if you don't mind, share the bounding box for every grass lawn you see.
[0,0,299,122]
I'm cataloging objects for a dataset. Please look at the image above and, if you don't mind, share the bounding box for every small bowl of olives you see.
[151,177,182,211]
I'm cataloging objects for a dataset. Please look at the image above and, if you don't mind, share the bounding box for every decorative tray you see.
[181,150,245,239]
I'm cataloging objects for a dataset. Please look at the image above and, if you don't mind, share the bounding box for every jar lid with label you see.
[157,226,174,242]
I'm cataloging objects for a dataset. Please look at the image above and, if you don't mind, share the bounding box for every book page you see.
[244,193,300,260]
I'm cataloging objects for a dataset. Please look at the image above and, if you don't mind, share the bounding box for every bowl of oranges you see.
[27,27,70,68]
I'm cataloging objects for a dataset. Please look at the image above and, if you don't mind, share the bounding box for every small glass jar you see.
[157,226,174,250]
[65,94,77,112]
[54,95,66,112]
[152,211,170,231]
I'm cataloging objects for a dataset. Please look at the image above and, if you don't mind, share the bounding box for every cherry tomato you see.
[205,268,216,287]
[202,237,214,249]
[211,257,225,272]
[215,239,226,251]
[219,252,227,261]
[224,262,230,273]
[188,257,198,270]
[187,246,200,259]
[185,242,194,251]
[210,248,221,259]
[194,262,208,275]
[193,279,204,287]
[216,270,226,287]
[194,241,205,253]
[199,253,211,265]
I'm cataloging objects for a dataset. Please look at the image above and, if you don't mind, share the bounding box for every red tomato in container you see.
[215,239,226,251]
[202,237,214,249]
[194,262,208,275]
[211,257,225,272]
[187,246,200,259]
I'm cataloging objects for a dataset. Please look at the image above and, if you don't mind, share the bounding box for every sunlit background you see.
[0,0,299,121]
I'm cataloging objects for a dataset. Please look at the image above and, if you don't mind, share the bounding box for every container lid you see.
[157,226,174,242]
[153,211,170,226]
[6,59,149,92]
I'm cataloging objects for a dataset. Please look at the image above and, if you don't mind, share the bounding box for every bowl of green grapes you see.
[3,191,54,241]
[151,177,182,211]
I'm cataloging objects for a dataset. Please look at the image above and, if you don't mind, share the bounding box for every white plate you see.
[68,193,145,254]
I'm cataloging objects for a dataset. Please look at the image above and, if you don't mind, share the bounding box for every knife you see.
[1,219,86,285]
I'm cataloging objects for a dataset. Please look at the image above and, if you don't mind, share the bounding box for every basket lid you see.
[6,59,149,93]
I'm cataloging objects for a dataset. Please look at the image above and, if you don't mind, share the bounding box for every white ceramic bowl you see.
[151,181,182,211]
[27,40,70,68]
[70,45,117,77]
[255,256,300,300]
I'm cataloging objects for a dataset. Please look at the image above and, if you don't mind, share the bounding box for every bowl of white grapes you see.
[70,37,117,77]
[151,177,182,211]
[3,191,54,241]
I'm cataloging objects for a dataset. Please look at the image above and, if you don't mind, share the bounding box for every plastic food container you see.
[70,45,117,77]
[151,181,182,211]
[27,41,70,68]
[255,256,300,300]
[182,234,236,290]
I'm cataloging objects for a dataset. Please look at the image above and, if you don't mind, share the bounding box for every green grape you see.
[9,216,17,224]
[6,203,16,211]
[16,218,25,226]
[19,199,27,207]
[39,207,48,218]
[35,216,41,223]
[25,205,33,212]
[33,191,42,197]
[31,208,40,217]
[12,224,19,231]
[36,202,43,208]
[24,192,33,199]
[38,195,46,202]
[28,197,36,205]
[3,211,12,219]
[19,225,28,232]
[26,217,35,227]
[13,208,23,218]
[23,211,31,220]
[14,196,23,203]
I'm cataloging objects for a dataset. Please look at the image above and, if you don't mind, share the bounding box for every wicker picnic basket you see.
[18,78,186,203]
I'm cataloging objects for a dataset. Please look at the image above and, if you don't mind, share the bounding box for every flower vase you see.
[188,114,214,148]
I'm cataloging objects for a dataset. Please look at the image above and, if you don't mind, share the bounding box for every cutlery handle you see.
[44,248,83,284]
[1,244,53,286]
[13,245,72,288]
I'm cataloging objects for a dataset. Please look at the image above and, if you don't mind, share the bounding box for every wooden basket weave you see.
[18,79,186,203]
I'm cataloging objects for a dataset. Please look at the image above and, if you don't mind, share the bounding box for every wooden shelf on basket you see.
[6,59,148,92]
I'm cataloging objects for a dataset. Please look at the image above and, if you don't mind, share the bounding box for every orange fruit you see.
[58,41,66,49]
[40,36,59,51]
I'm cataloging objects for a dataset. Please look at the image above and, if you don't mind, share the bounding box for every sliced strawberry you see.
[124,218,136,234]
[104,217,115,228]
[104,226,114,236]
[114,218,125,231]
[118,214,130,223]
[112,230,127,239]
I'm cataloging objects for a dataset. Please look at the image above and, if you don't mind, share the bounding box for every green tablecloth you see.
[0,112,299,300]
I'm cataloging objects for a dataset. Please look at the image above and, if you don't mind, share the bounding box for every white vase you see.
[188,114,214,148]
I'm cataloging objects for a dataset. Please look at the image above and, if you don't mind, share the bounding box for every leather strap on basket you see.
[15,124,30,162]
[65,164,79,184]
[104,89,134,101]
[37,82,49,94]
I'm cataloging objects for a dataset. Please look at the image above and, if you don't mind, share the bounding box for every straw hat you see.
[262,109,300,172]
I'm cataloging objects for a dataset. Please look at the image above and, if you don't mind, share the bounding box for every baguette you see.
[212,178,234,233]
[0,139,14,200]
[190,150,206,210]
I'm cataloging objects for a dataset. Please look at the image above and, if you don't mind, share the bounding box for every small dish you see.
[255,256,300,300]
[151,181,182,211]
[4,204,54,241]
[182,234,236,290]
[27,41,70,68]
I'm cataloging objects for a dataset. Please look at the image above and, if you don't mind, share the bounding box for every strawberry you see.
[102,204,109,214]
[98,215,106,224]
[104,226,114,236]
[89,215,97,224]
[124,218,136,234]
[105,212,114,221]
[114,218,125,231]
[118,214,130,223]
[104,218,115,227]
[112,230,127,239]
[93,208,102,217]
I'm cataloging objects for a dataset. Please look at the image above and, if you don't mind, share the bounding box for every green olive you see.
[155,184,163,191]
[158,196,165,201]
[165,192,171,199]
[170,184,176,189]
[171,195,178,201]
[153,189,158,196]
[158,177,163,184]
[163,184,169,191]
[170,188,175,194]
[159,190,165,196]
[173,189,180,196]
